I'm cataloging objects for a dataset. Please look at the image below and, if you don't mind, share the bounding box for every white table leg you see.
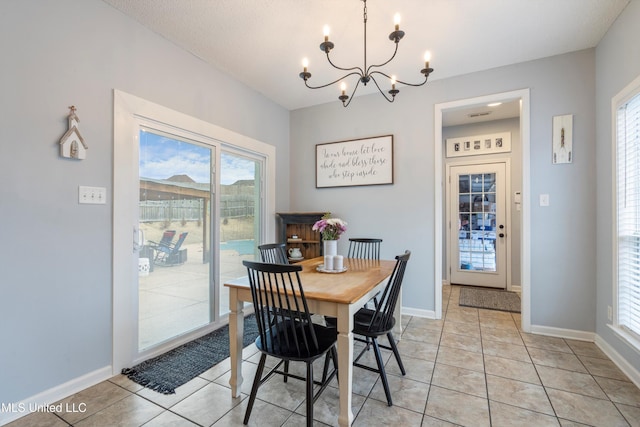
[228,289,244,397]
[337,304,354,427]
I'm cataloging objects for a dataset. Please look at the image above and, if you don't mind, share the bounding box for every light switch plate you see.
[539,194,550,207]
[79,186,106,204]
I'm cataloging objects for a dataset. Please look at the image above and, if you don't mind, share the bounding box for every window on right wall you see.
[615,75,640,346]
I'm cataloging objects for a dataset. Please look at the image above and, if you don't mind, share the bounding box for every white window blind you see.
[617,91,640,338]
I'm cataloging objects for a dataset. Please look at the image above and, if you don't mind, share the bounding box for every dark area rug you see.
[122,314,258,394]
[459,287,521,313]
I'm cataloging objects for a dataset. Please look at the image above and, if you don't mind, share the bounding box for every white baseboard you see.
[530,324,596,342]
[0,366,112,426]
[529,325,640,390]
[595,334,640,388]
[402,306,437,319]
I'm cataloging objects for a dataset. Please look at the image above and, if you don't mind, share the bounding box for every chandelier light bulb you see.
[340,82,347,95]
[394,13,401,30]
[323,25,330,41]
[391,75,397,88]
[302,58,309,71]
[424,51,431,68]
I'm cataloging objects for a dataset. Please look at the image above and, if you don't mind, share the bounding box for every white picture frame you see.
[446,132,511,158]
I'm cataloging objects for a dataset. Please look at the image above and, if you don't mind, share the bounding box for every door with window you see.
[449,162,507,288]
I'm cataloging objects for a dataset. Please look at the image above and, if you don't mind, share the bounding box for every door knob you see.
[499,224,504,229]
[499,233,505,238]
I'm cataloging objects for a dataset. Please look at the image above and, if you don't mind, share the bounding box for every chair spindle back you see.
[243,260,319,358]
[347,238,382,260]
[258,243,289,264]
[367,250,410,332]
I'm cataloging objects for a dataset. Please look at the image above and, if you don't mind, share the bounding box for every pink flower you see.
[313,214,347,240]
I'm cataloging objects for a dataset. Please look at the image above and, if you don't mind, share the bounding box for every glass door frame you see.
[217,146,266,317]
[113,90,276,372]
[137,125,217,352]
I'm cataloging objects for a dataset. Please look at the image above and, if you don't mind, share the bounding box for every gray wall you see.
[443,118,522,287]
[596,1,640,367]
[0,0,289,404]
[291,48,597,329]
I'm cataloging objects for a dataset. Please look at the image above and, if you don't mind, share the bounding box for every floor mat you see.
[122,314,258,394]
[458,287,521,313]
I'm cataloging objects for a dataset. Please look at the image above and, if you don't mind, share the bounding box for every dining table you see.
[225,256,400,427]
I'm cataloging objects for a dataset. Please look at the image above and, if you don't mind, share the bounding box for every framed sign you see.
[316,135,393,188]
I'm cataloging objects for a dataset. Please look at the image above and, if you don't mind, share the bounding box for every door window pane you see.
[138,130,213,350]
[458,173,497,271]
[218,151,261,316]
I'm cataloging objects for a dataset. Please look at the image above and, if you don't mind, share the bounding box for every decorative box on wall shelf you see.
[276,212,325,262]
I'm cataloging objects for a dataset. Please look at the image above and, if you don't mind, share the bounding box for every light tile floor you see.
[9,285,640,427]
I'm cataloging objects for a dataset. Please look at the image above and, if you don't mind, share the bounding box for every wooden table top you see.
[224,257,396,304]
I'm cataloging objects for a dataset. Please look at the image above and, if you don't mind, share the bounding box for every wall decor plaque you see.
[552,114,573,164]
[316,135,393,188]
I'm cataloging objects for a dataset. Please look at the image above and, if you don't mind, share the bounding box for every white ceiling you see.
[102,0,628,112]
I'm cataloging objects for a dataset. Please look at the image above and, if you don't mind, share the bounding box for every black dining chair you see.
[347,238,382,260]
[352,250,410,407]
[258,242,289,264]
[242,260,338,427]
[325,238,384,329]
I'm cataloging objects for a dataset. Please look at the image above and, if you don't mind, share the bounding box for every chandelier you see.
[299,0,434,107]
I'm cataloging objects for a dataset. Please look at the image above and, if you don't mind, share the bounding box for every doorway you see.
[447,161,508,289]
[433,89,531,332]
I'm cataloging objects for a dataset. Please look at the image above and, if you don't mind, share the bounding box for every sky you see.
[139,130,255,185]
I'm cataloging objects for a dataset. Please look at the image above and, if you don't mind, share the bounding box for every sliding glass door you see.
[138,129,214,350]
[113,90,276,370]
[218,151,262,316]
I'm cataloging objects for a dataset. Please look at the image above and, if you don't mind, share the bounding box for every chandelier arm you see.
[304,71,363,90]
[365,42,400,76]
[325,52,365,75]
[341,77,363,108]
[369,70,429,87]
[369,75,395,103]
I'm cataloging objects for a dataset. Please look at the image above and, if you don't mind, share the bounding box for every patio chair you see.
[242,260,338,427]
[154,231,188,266]
[353,250,410,406]
[258,242,289,264]
[147,230,176,252]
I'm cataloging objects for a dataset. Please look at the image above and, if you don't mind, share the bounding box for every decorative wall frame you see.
[316,135,393,188]
[552,114,573,164]
[445,132,511,158]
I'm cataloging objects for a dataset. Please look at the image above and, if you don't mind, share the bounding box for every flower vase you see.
[323,239,338,257]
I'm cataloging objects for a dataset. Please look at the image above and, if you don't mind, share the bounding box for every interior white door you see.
[449,163,507,288]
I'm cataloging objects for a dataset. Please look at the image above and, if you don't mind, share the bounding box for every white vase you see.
[323,239,338,256]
